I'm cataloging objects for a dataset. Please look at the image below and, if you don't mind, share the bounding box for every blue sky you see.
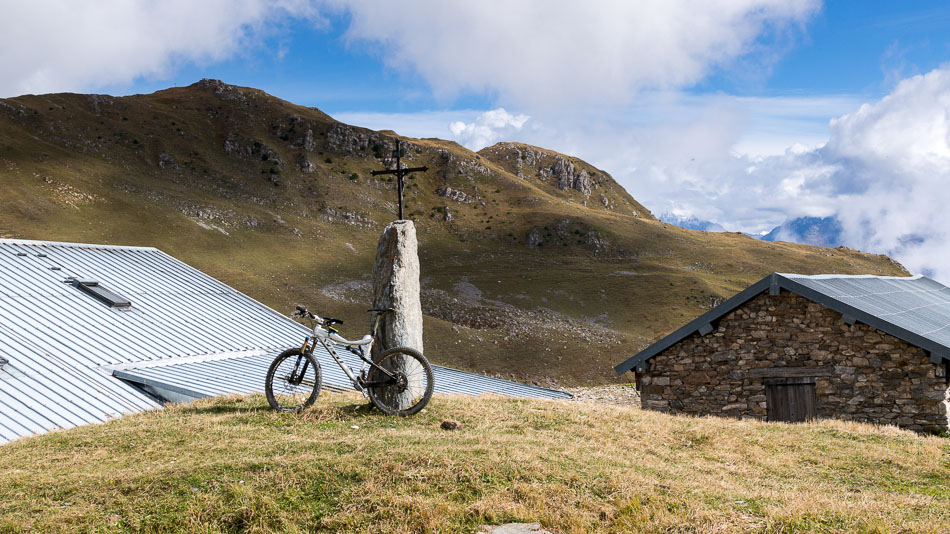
[81,0,950,164]
[762,1,950,94]
[3,0,950,281]
[86,1,950,118]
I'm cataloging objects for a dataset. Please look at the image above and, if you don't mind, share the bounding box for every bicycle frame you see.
[300,311,397,393]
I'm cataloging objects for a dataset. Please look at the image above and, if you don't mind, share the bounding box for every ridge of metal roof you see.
[779,272,925,281]
[615,272,947,375]
[0,238,159,251]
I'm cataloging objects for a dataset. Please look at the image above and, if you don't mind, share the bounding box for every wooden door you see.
[765,377,817,422]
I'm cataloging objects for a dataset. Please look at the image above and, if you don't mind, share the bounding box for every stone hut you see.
[615,273,950,432]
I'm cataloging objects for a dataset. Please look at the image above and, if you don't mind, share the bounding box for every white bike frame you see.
[297,309,393,394]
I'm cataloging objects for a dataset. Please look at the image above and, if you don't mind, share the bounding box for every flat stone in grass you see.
[479,523,554,534]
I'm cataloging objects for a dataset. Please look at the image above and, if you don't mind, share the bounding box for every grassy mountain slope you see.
[1,392,948,532]
[0,80,908,386]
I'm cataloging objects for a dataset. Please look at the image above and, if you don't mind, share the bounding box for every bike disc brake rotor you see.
[394,372,408,393]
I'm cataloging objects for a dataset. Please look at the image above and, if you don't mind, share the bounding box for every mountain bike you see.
[265,306,434,416]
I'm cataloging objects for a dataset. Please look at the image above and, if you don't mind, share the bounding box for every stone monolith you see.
[371,220,423,357]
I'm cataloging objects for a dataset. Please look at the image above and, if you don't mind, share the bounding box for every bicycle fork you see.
[288,338,313,386]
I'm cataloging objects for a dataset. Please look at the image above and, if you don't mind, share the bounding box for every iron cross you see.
[370,139,428,220]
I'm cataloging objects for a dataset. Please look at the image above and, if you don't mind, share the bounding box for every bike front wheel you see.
[366,347,434,416]
[265,348,322,412]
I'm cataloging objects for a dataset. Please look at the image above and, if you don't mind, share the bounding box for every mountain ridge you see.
[761,216,843,248]
[0,79,909,385]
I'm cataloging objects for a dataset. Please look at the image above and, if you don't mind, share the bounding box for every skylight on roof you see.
[69,279,131,309]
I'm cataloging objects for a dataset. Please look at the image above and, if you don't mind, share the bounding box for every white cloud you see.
[819,68,950,278]
[327,0,819,112]
[448,109,530,150]
[0,0,323,97]
[331,107,532,151]
[329,110,466,140]
[638,68,950,282]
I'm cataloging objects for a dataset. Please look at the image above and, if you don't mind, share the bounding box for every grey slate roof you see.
[0,239,570,444]
[615,272,950,375]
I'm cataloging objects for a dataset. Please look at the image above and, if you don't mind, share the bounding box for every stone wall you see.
[639,291,950,432]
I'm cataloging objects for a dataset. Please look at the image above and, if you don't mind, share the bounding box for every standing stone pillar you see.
[371,220,423,358]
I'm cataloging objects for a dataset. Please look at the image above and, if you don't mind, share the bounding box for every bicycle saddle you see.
[327,331,374,346]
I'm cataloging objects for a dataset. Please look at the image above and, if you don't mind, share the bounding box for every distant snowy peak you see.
[761,216,843,248]
[662,212,847,249]
[658,212,726,232]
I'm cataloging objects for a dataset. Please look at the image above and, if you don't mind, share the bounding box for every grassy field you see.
[1,392,948,533]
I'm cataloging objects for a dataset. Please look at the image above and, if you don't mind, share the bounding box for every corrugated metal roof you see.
[113,350,572,401]
[615,272,950,375]
[0,239,570,444]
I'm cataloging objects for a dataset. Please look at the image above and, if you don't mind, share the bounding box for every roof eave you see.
[614,274,776,375]
[615,272,950,375]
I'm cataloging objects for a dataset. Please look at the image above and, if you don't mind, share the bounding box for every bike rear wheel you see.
[265,348,322,412]
[366,347,434,416]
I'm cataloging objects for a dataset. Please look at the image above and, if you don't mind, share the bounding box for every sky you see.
[3,0,950,280]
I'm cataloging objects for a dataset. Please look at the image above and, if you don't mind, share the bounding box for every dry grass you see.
[1,393,948,533]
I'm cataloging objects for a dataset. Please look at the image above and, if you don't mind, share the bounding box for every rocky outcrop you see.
[584,231,609,255]
[258,146,282,167]
[540,155,591,196]
[525,229,542,248]
[437,148,490,178]
[157,152,178,170]
[321,207,375,228]
[224,133,283,167]
[524,221,610,254]
[292,128,316,151]
[271,114,317,151]
[195,78,247,103]
[436,186,473,204]
[572,170,591,196]
[223,133,252,157]
[326,123,386,156]
[0,99,27,120]
[297,155,316,173]
[480,143,592,196]
[86,94,113,115]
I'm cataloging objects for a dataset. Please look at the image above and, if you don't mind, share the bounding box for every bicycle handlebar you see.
[294,305,344,327]
[294,305,316,319]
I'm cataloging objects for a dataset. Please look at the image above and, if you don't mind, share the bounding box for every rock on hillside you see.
[478,142,652,218]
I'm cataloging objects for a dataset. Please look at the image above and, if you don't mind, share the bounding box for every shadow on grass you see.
[295,402,384,423]
[178,403,274,415]
[173,395,389,424]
